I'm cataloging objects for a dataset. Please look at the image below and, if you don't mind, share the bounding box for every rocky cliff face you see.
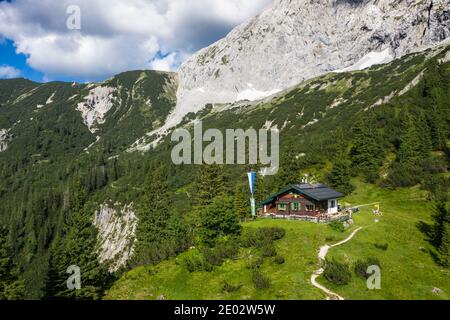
[0,129,12,152]
[170,0,449,130]
[93,203,137,272]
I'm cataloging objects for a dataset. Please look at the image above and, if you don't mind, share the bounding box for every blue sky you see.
[1,39,46,82]
[0,0,271,83]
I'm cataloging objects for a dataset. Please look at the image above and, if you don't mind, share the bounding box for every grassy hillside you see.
[320,181,450,300]
[104,181,450,300]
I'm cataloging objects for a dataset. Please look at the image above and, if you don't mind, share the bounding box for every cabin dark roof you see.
[260,183,344,206]
[294,183,344,201]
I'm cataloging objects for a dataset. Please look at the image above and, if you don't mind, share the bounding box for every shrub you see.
[354,260,369,279]
[203,261,214,272]
[240,229,259,248]
[354,258,381,279]
[323,259,352,285]
[329,221,345,233]
[202,247,223,266]
[374,243,389,251]
[222,281,243,293]
[216,240,240,260]
[201,239,240,267]
[182,255,203,273]
[240,227,286,248]
[247,255,264,270]
[252,270,271,290]
[260,227,286,241]
[261,244,277,258]
[273,255,285,265]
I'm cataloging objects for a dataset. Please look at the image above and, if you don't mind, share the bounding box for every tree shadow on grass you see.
[416,220,434,243]
[416,220,441,265]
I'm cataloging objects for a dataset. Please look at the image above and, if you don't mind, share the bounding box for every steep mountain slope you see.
[0,71,177,159]
[171,0,450,130]
[0,18,448,301]
[0,71,177,298]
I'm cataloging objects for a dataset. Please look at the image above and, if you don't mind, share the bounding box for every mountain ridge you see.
[172,0,450,130]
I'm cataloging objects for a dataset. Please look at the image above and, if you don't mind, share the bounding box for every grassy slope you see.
[105,181,450,300]
[320,181,450,300]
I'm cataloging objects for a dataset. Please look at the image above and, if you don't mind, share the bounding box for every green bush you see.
[374,243,389,251]
[354,258,381,279]
[252,270,271,290]
[323,259,352,285]
[329,221,345,233]
[201,239,240,267]
[182,255,204,273]
[240,227,286,248]
[247,255,264,270]
[222,281,243,293]
[201,247,222,266]
[260,227,286,241]
[240,229,260,248]
[261,244,277,258]
[272,255,285,265]
[202,261,213,272]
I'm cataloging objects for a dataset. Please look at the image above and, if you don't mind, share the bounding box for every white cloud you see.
[0,0,272,81]
[0,65,21,78]
[150,53,178,72]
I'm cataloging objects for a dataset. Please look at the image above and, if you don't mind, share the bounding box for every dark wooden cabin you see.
[259,183,344,218]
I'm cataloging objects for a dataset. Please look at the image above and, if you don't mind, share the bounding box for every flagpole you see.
[248,172,256,218]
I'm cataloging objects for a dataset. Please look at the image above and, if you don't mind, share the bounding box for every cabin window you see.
[306,205,314,212]
[291,202,300,211]
[278,204,287,212]
[330,200,336,208]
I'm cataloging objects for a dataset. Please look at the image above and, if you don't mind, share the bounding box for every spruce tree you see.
[387,109,432,187]
[0,226,25,300]
[45,177,110,300]
[191,165,227,207]
[328,129,354,195]
[234,183,251,222]
[397,111,429,165]
[254,173,269,205]
[350,115,384,183]
[274,150,302,191]
[187,165,229,243]
[198,195,241,246]
[133,167,173,265]
[439,220,450,267]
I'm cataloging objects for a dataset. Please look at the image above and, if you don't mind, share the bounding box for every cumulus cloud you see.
[0,65,21,78]
[150,52,178,72]
[0,0,272,81]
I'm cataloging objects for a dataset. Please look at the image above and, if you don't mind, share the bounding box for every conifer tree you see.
[328,129,354,195]
[397,111,429,165]
[387,109,432,187]
[0,226,25,300]
[45,177,110,300]
[350,115,384,183]
[191,165,227,207]
[254,173,269,205]
[439,220,450,267]
[133,167,173,265]
[274,150,302,191]
[234,183,251,222]
[198,195,241,246]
